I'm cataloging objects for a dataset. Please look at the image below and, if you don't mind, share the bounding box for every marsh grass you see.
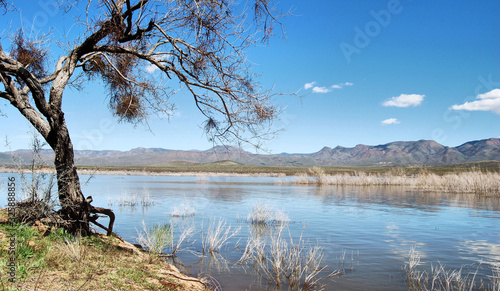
[491,264,500,291]
[135,221,173,255]
[414,170,500,195]
[292,167,412,187]
[201,217,241,254]
[292,167,500,196]
[109,187,156,207]
[404,247,500,291]
[170,221,196,256]
[238,224,328,290]
[247,202,290,225]
[170,202,196,217]
[333,249,358,276]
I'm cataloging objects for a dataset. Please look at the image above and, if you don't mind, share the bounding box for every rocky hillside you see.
[1,138,499,167]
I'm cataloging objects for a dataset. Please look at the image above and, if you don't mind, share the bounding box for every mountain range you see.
[1,138,499,167]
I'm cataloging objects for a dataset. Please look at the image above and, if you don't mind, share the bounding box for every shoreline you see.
[0,166,286,177]
[0,207,210,290]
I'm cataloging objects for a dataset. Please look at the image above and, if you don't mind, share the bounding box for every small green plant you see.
[135,221,173,255]
[48,227,73,242]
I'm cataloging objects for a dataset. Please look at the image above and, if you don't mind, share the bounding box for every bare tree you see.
[0,0,288,234]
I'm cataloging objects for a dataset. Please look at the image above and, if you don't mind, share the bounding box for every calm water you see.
[2,173,500,290]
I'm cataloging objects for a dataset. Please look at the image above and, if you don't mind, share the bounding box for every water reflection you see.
[307,185,500,212]
[384,223,427,261]
[2,173,500,291]
[458,240,500,266]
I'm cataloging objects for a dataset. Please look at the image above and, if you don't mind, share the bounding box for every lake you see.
[2,173,500,290]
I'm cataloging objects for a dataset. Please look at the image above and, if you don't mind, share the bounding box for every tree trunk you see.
[46,114,91,235]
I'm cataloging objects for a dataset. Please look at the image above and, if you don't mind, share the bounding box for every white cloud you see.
[383,94,425,107]
[331,82,354,89]
[449,89,500,115]
[305,81,353,92]
[312,86,331,94]
[145,63,159,74]
[304,82,316,90]
[381,118,400,125]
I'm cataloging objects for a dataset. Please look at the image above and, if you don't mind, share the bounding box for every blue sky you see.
[1,0,499,154]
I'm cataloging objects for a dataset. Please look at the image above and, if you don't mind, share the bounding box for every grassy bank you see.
[0,209,209,291]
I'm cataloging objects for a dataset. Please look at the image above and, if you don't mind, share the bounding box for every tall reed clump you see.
[135,221,173,255]
[292,167,500,196]
[293,167,412,187]
[170,202,196,217]
[414,170,500,196]
[247,202,290,225]
[201,218,241,254]
[238,225,328,290]
[111,187,156,207]
[404,247,500,291]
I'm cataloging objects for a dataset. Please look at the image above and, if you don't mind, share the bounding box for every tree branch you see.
[0,72,51,139]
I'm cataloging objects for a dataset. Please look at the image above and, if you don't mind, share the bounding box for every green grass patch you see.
[0,210,206,290]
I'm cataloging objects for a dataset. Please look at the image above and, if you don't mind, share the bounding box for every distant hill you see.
[1,138,500,167]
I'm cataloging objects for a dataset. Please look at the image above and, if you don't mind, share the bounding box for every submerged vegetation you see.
[108,188,156,208]
[201,218,241,255]
[238,224,342,290]
[247,202,290,225]
[404,247,500,291]
[170,203,196,218]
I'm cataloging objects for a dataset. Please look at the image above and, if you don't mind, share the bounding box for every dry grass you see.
[413,171,500,195]
[0,217,209,290]
[291,167,412,187]
[59,236,86,262]
[201,218,241,255]
[170,221,196,256]
[247,202,290,225]
[404,247,500,291]
[108,188,156,207]
[238,224,328,290]
[170,203,196,218]
[291,167,500,196]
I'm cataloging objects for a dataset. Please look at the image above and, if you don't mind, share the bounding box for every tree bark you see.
[46,112,91,235]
